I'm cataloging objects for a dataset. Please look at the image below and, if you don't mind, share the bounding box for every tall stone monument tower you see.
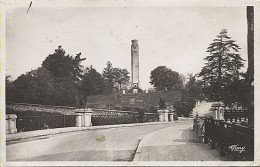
[131,39,139,93]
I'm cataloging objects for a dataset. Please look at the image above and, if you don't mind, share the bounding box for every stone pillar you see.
[219,107,224,120]
[82,108,92,126]
[6,114,17,134]
[75,108,92,127]
[158,112,164,122]
[169,112,174,122]
[157,109,169,122]
[164,110,169,122]
[75,113,82,127]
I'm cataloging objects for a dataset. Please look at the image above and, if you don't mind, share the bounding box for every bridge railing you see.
[6,102,77,115]
[16,114,78,132]
[6,102,79,132]
[91,108,158,126]
[6,103,168,133]
[204,117,254,161]
[224,109,248,122]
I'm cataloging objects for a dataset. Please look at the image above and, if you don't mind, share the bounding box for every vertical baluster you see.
[28,117,30,131]
[52,115,55,128]
[204,118,209,144]
[211,118,216,149]
[64,114,66,127]
[40,114,42,130]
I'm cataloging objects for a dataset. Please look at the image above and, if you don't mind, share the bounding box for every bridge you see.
[5,102,253,161]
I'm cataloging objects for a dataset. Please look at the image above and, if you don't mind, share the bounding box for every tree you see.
[150,66,183,91]
[102,61,115,94]
[8,46,87,106]
[113,68,130,91]
[27,67,55,105]
[185,74,203,103]
[42,46,85,82]
[246,6,254,126]
[246,7,254,87]
[80,65,105,96]
[199,29,245,101]
[52,77,79,106]
[176,73,204,116]
[42,46,86,106]
[11,67,55,104]
[159,98,166,109]
[6,75,16,102]
[223,75,247,105]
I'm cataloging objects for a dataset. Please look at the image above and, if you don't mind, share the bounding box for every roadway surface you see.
[7,119,192,161]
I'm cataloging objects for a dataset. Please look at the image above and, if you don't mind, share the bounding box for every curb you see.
[7,121,178,143]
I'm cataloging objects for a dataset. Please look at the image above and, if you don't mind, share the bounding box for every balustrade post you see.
[75,113,82,127]
[211,119,216,149]
[169,112,174,122]
[203,118,209,144]
[164,110,169,122]
[28,117,30,131]
[158,110,164,122]
[219,120,225,156]
[52,115,55,128]
[6,114,17,134]
[75,108,92,127]
[157,109,169,122]
[40,115,42,130]
[63,114,66,127]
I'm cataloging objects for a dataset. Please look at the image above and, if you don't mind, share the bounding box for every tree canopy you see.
[113,67,130,91]
[150,66,184,91]
[102,61,115,94]
[42,46,86,82]
[8,67,55,105]
[102,61,130,93]
[6,46,132,106]
[199,29,245,102]
[7,46,86,106]
[80,65,104,97]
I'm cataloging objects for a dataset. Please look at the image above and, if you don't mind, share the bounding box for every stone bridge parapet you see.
[6,102,77,115]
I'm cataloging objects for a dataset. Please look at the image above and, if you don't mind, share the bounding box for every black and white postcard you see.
[1,0,259,166]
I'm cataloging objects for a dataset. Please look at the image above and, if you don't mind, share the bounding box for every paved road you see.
[7,119,191,161]
[134,124,229,161]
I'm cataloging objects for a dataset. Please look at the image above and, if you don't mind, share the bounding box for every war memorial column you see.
[131,39,140,93]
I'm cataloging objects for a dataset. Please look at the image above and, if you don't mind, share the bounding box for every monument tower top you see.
[131,39,138,47]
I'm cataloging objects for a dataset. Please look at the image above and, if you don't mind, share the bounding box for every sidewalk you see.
[7,120,187,143]
[133,122,230,161]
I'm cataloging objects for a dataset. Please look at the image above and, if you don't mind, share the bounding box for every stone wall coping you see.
[144,113,158,115]
[91,108,157,115]
[6,102,77,109]
[91,108,138,114]
[6,114,17,119]
[73,113,83,116]
[157,109,169,113]
[75,108,92,113]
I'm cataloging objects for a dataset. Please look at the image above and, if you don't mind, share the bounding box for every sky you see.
[6,4,248,89]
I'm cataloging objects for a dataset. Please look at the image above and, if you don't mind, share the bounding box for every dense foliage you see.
[6,46,130,106]
[80,66,105,97]
[198,29,246,105]
[150,66,184,91]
